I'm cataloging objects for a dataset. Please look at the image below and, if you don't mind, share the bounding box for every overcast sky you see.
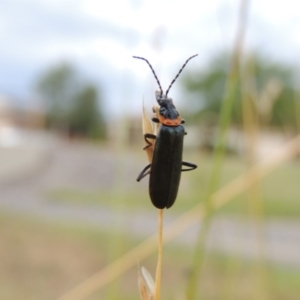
[1,0,300,117]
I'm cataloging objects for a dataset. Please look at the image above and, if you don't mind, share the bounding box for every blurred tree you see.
[37,64,78,127]
[183,53,298,131]
[36,63,106,140]
[69,85,106,139]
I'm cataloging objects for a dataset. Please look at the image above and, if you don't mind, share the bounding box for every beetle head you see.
[155,90,173,106]
[155,90,180,122]
[133,54,198,109]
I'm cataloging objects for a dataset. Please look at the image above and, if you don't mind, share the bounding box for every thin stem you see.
[154,209,164,300]
[186,1,249,298]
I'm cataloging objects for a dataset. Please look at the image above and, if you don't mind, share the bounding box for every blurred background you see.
[1,0,300,299]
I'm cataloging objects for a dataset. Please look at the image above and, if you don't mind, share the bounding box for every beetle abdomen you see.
[149,125,184,208]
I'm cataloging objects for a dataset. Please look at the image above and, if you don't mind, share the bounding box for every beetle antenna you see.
[165,54,198,97]
[133,56,163,96]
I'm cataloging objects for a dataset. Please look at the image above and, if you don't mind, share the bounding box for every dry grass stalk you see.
[154,209,163,300]
[142,104,164,300]
[138,266,155,300]
[142,104,160,163]
[57,135,300,300]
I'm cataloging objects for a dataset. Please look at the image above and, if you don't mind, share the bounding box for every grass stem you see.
[154,209,164,300]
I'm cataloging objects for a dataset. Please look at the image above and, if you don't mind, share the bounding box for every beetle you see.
[134,55,198,209]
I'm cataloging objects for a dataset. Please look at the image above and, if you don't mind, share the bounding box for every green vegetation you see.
[182,53,299,131]
[37,63,106,140]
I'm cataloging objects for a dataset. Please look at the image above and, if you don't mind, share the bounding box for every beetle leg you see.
[136,164,151,181]
[143,133,156,150]
[181,161,197,171]
[152,117,160,123]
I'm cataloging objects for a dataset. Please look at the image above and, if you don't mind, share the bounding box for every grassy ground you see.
[1,209,300,300]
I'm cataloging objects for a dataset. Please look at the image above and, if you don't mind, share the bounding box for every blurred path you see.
[0,134,300,268]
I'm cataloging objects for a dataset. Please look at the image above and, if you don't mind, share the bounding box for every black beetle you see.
[134,55,198,209]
